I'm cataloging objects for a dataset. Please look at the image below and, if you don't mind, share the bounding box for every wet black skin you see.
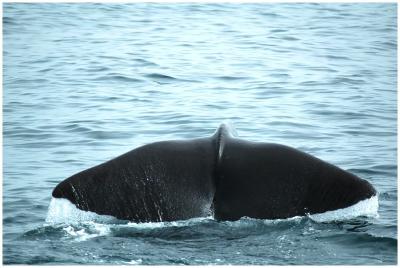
[52,124,376,222]
[53,138,217,222]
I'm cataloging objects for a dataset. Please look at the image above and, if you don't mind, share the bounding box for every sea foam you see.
[308,195,379,222]
[45,197,117,224]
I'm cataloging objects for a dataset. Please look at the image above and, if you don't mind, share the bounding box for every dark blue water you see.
[3,3,397,265]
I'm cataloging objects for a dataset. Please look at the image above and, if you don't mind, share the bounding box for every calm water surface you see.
[3,3,397,265]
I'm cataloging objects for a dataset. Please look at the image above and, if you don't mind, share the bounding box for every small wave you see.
[85,66,110,72]
[22,225,66,240]
[331,77,366,85]
[97,55,121,60]
[3,16,16,25]
[144,73,198,84]
[12,78,49,84]
[380,41,396,48]
[324,55,350,60]
[259,12,283,18]
[5,131,54,139]
[23,59,50,64]
[308,195,379,222]
[378,190,396,201]
[270,73,290,78]
[144,73,178,81]
[268,120,315,128]
[93,75,143,83]
[62,223,111,242]
[38,68,53,73]
[280,36,299,41]
[355,233,397,247]
[61,123,92,133]
[320,229,397,249]
[131,58,158,66]
[297,80,328,86]
[270,29,287,33]
[215,75,249,81]
[25,222,114,242]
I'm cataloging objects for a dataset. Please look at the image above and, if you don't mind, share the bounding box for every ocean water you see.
[3,3,397,265]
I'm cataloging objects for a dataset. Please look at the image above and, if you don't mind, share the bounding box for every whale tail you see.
[52,123,377,222]
[52,138,217,222]
[213,139,376,221]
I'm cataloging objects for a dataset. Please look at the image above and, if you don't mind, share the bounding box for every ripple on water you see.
[215,75,250,81]
[144,73,178,80]
[92,74,144,83]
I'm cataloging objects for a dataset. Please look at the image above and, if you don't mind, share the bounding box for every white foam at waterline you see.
[125,216,213,229]
[45,197,117,224]
[62,223,111,242]
[122,259,143,265]
[46,197,213,228]
[46,195,378,226]
[308,195,379,222]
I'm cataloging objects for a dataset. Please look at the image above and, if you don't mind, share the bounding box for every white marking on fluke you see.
[46,197,116,224]
[308,195,379,222]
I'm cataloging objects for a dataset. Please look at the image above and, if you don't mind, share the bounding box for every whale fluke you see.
[52,124,376,222]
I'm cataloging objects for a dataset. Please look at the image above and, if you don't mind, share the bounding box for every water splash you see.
[62,223,111,242]
[308,195,379,222]
[122,259,143,265]
[45,198,117,224]
[46,194,379,227]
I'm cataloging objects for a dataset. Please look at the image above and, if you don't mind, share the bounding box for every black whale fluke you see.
[52,123,376,222]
